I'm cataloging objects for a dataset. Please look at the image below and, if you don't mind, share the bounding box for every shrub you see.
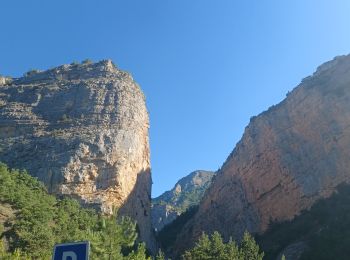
[23,69,40,77]
[82,59,93,65]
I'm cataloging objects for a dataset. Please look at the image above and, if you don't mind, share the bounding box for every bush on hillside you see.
[257,183,350,260]
[0,163,151,259]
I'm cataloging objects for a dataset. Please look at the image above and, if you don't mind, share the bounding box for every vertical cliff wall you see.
[174,55,350,253]
[0,60,154,250]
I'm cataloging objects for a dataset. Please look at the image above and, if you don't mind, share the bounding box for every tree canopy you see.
[182,231,264,260]
[0,163,151,259]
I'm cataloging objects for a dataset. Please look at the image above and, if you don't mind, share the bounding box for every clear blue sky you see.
[1,1,350,197]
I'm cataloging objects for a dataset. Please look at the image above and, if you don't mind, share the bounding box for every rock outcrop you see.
[174,54,350,253]
[0,60,155,250]
[152,170,214,232]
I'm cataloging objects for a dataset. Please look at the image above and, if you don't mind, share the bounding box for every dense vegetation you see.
[0,163,267,259]
[257,183,350,260]
[157,206,198,254]
[158,184,350,259]
[5,160,350,259]
[183,231,264,260]
[156,205,266,260]
[0,163,151,259]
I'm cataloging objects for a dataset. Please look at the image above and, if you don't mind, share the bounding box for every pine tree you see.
[155,249,166,260]
[124,243,151,260]
[210,231,227,259]
[225,238,241,260]
[182,231,264,260]
[0,224,6,259]
[239,231,264,260]
[0,163,150,259]
[183,233,209,259]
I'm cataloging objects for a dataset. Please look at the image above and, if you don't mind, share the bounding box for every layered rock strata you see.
[0,60,154,249]
[175,55,350,253]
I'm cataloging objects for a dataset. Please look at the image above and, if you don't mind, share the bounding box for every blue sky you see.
[1,1,350,197]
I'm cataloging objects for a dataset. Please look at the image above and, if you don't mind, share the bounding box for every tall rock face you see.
[174,55,350,253]
[0,60,154,249]
[152,170,214,232]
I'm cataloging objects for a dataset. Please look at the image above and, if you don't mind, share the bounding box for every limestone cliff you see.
[174,54,350,253]
[152,170,214,232]
[0,60,155,250]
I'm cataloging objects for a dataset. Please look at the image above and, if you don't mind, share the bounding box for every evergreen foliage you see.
[257,183,350,260]
[182,231,264,260]
[157,206,198,253]
[23,69,40,77]
[299,184,350,260]
[82,59,93,64]
[239,232,264,260]
[155,249,166,260]
[0,163,149,259]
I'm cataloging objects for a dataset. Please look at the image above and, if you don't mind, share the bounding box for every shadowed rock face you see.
[0,60,155,250]
[174,55,350,254]
[152,170,214,232]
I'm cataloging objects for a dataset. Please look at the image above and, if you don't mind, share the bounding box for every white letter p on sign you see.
[62,251,77,260]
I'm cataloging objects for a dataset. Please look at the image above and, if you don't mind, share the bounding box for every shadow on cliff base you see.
[256,183,350,260]
[117,168,157,255]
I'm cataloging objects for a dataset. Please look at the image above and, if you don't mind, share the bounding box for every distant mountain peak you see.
[151,170,215,232]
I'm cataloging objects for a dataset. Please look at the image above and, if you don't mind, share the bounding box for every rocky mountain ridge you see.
[151,170,214,232]
[0,60,155,250]
[173,54,350,255]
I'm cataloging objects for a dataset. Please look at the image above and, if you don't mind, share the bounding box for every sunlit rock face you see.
[0,60,155,250]
[174,55,350,254]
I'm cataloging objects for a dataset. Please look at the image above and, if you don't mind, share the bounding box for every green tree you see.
[183,233,211,260]
[124,243,151,260]
[183,231,263,260]
[239,231,264,260]
[225,238,240,260]
[209,232,226,259]
[54,198,97,243]
[0,163,150,259]
[82,59,93,64]
[87,215,138,259]
[155,249,166,260]
[0,224,6,258]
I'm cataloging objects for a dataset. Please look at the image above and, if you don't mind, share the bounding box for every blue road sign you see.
[52,241,89,260]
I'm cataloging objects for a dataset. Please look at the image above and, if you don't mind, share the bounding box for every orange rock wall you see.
[175,55,350,253]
